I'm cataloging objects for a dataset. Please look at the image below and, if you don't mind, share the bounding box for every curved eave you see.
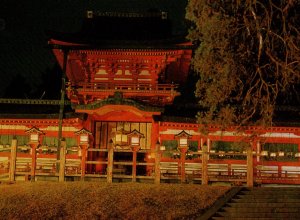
[48,37,194,50]
[73,97,163,113]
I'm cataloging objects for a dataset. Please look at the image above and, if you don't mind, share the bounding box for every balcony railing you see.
[72,82,178,93]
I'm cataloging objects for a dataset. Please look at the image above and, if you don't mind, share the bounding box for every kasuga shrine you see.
[0,11,299,186]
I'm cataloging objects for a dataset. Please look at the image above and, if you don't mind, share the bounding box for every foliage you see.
[212,141,249,152]
[186,0,300,128]
[162,140,178,158]
[0,182,229,220]
[262,142,298,161]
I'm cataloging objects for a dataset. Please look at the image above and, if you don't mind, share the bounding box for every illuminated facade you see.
[0,11,299,185]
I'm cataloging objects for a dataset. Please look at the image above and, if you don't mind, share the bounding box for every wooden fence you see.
[0,139,300,186]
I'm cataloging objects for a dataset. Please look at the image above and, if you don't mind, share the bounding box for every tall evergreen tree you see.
[186,0,300,128]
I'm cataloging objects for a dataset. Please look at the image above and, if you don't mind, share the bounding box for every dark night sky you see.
[0,0,188,99]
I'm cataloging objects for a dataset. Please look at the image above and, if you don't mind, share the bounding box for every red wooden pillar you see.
[154,143,161,184]
[278,165,282,178]
[247,146,254,187]
[228,163,232,176]
[151,120,159,150]
[80,144,88,181]
[179,146,188,183]
[152,121,160,184]
[253,140,259,180]
[256,141,261,162]
[298,143,300,162]
[30,143,39,182]
[131,146,139,182]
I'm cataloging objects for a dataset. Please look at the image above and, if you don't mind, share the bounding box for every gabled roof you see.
[0,0,189,97]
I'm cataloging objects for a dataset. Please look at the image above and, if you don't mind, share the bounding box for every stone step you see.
[216,211,299,218]
[242,188,300,192]
[231,198,300,203]
[212,217,286,220]
[221,207,300,213]
[236,194,300,199]
[246,187,300,190]
[202,187,300,219]
[227,202,300,208]
[240,190,300,195]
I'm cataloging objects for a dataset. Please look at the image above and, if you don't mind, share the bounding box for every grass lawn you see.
[0,182,229,219]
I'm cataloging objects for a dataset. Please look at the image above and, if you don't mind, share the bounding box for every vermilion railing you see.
[70,82,179,93]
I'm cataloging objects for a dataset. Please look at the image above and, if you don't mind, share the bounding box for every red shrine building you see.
[0,11,299,185]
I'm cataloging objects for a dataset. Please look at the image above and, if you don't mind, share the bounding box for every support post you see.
[131,146,139,182]
[154,143,161,184]
[202,144,208,185]
[80,144,88,181]
[179,147,188,183]
[207,138,211,160]
[107,145,114,183]
[58,140,66,182]
[278,165,282,178]
[247,146,254,187]
[30,143,38,182]
[256,141,261,162]
[9,138,17,182]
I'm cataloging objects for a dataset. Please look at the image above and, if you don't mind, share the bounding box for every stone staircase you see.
[200,187,300,220]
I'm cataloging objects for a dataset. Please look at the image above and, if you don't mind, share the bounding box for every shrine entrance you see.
[93,121,152,150]
[91,121,153,179]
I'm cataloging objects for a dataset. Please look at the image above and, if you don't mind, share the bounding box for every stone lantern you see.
[174,130,192,183]
[25,127,44,145]
[25,127,44,181]
[174,130,192,151]
[127,129,145,149]
[112,129,130,148]
[75,128,92,180]
[127,129,144,182]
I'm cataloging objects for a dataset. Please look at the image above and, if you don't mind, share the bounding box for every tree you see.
[186,0,300,128]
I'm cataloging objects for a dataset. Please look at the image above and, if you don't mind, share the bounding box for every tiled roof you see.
[0,0,188,97]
